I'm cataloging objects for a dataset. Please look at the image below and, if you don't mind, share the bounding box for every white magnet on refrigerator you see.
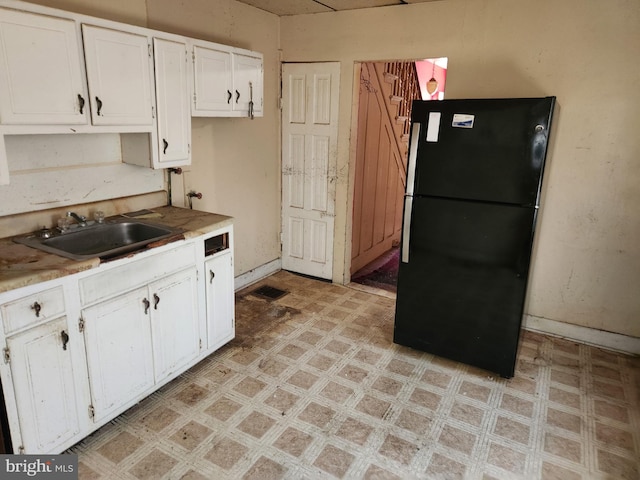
[426,112,441,142]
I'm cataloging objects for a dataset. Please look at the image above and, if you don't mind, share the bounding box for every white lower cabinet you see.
[82,286,155,423]
[6,316,82,453]
[82,265,199,422]
[0,227,235,454]
[149,267,199,383]
[205,252,235,350]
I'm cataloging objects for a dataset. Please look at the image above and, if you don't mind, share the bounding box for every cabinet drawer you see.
[79,243,196,306]
[2,286,66,334]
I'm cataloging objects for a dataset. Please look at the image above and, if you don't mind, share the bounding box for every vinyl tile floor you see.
[71,271,640,479]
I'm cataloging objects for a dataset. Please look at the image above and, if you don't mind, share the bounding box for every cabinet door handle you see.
[31,301,42,317]
[61,330,69,351]
[162,138,169,154]
[235,90,240,103]
[209,270,215,284]
[77,94,85,114]
[153,293,160,310]
[143,298,150,314]
[227,90,232,104]
[95,96,103,116]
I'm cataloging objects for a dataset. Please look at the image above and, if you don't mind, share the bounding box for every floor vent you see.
[251,285,288,300]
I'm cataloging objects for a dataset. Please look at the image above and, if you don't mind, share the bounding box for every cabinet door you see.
[192,45,232,114]
[82,287,154,422]
[232,54,262,115]
[82,25,153,126]
[7,317,80,453]
[149,267,199,383]
[0,9,88,124]
[154,38,191,166]
[204,253,235,349]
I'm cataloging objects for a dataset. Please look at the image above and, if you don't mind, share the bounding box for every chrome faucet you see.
[67,211,87,227]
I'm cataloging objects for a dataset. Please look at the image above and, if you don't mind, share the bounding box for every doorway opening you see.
[350,58,447,293]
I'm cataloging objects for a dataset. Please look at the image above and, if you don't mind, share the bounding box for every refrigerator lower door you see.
[393,196,537,378]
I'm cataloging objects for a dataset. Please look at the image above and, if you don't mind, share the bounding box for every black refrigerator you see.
[393,97,555,378]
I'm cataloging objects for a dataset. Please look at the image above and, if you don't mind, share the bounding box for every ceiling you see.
[233,0,441,16]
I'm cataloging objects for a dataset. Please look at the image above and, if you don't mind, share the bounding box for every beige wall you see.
[20,0,282,278]
[280,0,640,338]
[145,0,281,277]
[24,0,147,26]
[13,0,638,338]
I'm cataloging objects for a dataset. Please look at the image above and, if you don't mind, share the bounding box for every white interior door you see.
[281,62,340,280]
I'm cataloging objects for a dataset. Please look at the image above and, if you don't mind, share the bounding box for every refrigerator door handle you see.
[401,194,413,263]
[405,122,421,196]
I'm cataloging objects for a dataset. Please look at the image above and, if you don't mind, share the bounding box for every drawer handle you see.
[77,94,85,114]
[143,298,150,314]
[31,301,42,317]
[235,89,240,103]
[227,90,232,104]
[209,270,215,284]
[61,330,69,351]
[162,138,169,154]
[95,96,103,116]
[153,293,160,310]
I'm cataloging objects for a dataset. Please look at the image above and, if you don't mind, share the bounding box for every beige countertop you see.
[0,206,233,294]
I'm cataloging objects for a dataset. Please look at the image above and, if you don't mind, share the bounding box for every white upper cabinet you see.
[192,45,233,114]
[0,9,88,125]
[192,42,263,118]
[233,53,263,117]
[82,25,154,126]
[153,37,191,167]
[0,1,264,183]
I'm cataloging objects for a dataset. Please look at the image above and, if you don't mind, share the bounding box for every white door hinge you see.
[78,317,85,333]
[152,105,156,119]
[18,445,25,454]
[199,339,202,350]
[3,347,9,364]
[148,44,152,57]
[88,404,95,420]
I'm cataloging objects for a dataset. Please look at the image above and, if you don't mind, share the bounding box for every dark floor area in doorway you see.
[351,247,399,292]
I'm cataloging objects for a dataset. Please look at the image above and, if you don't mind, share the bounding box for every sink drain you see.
[251,285,288,300]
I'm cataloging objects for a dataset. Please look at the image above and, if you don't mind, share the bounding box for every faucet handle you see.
[66,211,87,226]
[38,227,53,238]
[58,217,71,232]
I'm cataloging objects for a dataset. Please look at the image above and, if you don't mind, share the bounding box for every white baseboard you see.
[232,265,640,356]
[524,314,640,355]
[234,258,282,292]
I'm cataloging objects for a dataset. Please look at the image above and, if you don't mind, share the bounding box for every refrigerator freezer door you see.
[410,97,555,206]
[394,196,537,378]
